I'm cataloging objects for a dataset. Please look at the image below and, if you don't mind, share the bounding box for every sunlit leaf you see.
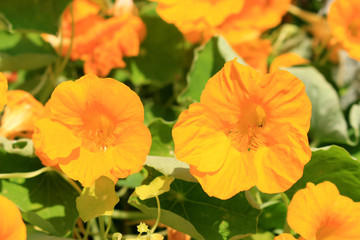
[134,175,174,200]
[0,31,56,71]
[148,118,175,157]
[178,36,245,106]
[76,176,119,222]
[286,146,360,201]
[129,169,260,240]
[0,165,79,237]
[286,66,349,145]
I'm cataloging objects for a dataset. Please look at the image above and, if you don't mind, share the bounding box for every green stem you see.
[281,193,291,234]
[150,195,161,234]
[104,216,112,239]
[99,217,106,240]
[82,221,92,240]
[111,210,151,220]
[53,168,82,194]
[54,2,75,80]
[0,166,52,179]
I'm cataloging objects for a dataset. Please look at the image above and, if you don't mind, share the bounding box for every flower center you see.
[77,112,116,152]
[228,104,266,152]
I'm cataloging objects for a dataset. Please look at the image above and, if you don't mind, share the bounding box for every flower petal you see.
[59,148,113,187]
[33,119,81,166]
[191,146,257,200]
[200,59,262,127]
[172,103,231,173]
[0,195,26,240]
[111,122,151,177]
[287,181,360,240]
[48,75,145,126]
[254,132,311,193]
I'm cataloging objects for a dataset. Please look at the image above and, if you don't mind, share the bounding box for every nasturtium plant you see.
[1,0,360,239]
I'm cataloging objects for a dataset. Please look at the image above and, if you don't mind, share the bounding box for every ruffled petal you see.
[257,70,311,134]
[33,119,81,166]
[111,122,151,177]
[200,59,262,127]
[172,103,231,173]
[59,148,113,187]
[191,146,257,200]
[287,182,360,240]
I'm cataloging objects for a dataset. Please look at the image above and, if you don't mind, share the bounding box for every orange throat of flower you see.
[77,112,117,152]
[228,104,266,152]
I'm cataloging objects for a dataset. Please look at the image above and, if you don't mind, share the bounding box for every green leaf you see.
[27,229,73,240]
[0,170,79,237]
[257,201,286,231]
[0,31,57,71]
[129,5,186,87]
[349,103,360,142]
[117,172,146,188]
[242,232,275,240]
[145,156,196,182]
[178,36,244,106]
[0,0,71,34]
[286,145,360,202]
[76,176,119,222]
[286,66,349,145]
[148,119,175,157]
[134,175,174,200]
[129,172,260,240]
[22,211,60,236]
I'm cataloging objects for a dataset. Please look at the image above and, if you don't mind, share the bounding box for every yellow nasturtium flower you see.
[0,90,44,139]
[0,195,26,240]
[284,181,360,240]
[328,0,360,60]
[172,59,311,199]
[0,72,8,111]
[32,74,151,187]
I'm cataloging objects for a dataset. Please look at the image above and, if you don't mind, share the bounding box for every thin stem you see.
[99,217,106,240]
[30,66,51,96]
[281,193,291,234]
[82,220,92,240]
[54,2,75,79]
[0,166,52,179]
[150,195,161,234]
[53,168,82,194]
[104,216,112,239]
[111,210,151,220]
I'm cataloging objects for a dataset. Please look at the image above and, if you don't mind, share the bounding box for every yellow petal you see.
[33,119,81,166]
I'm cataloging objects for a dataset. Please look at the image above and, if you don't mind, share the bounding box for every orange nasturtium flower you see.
[269,53,309,73]
[0,90,44,139]
[172,59,311,199]
[217,0,291,45]
[152,0,290,44]
[0,195,27,240]
[151,0,244,43]
[232,38,272,74]
[0,72,8,111]
[46,0,146,77]
[328,0,360,60]
[32,75,151,187]
[276,181,360,240]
